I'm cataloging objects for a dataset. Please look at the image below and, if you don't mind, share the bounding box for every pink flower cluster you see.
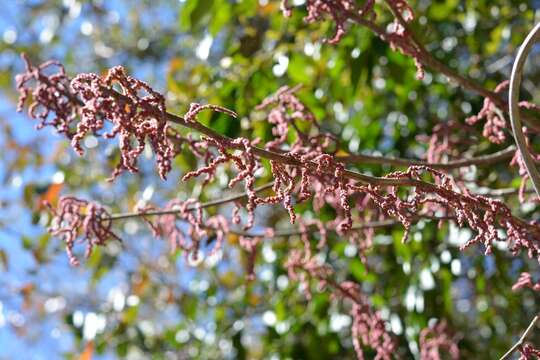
[70,66,174,181]
[416,120,474,164]
[16,55,175,181]
[419,320,460,360]
[466,80,509,144]
[519,343,540,360]
[343,281,396,360]
[360,166,540,258]
[182,136,262,229]
[255,85,316,151]
[286,248,333,300]
[47,196,120,266]
[384,1,425,80]
[238,235,262,281]
[279,0,424,79]
[16,53,78,137]
[285,247,397,360]
[280,0,375,44]
[466,80,540,146]
[140,198,276,279]
[465,82,540,201]
[138,199,229,261]
[311,154,353,232]
[181,86,345,231]
[512,272,540,292]
[258,86,346,226]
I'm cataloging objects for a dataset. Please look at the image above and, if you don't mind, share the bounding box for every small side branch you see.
[499,315,539,360]
[337,146,515,169]
[109,182,275,220]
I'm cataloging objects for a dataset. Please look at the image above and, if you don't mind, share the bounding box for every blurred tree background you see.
[0,0,540,359]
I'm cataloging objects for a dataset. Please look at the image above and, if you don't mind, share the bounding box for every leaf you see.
[79,341,94,360]
[19,283,34,309]
[179,0,198,30]
[169,57,185,73]
[31,234,51,264]
[209,0,231,35]
[122,306,139,324]
[37,183,63,210]
[21,236,33,250]
[227,233,239,245]
[219,270,239,289]
[429,0,460,21]
[248,293,261,306]
[288,55,312,84]
[23,184,36,209]
[349,258,367,281]
[179,0,214,31]
[132,268,150,295]
[0,249,8,271]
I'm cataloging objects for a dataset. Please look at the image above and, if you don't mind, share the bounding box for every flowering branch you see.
[18,55,540,266]
[419,320,460,360]
[512,272,540,292]
[285,246,397,359]
[50,189,456,265]
[281,0,540,133]
[16,54,178,181]
[114,205,455,238]
[109,182,275,220]
[46,197,120,266]
[164,109,519,189]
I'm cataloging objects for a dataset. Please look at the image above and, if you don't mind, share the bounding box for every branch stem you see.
[109,182,274,220]
[509,22,540,198]
[499,315,539,360]
[347,9,540,132]
[337,146,515,169]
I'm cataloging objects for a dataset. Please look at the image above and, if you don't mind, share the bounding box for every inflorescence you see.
[16,55,540,271]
